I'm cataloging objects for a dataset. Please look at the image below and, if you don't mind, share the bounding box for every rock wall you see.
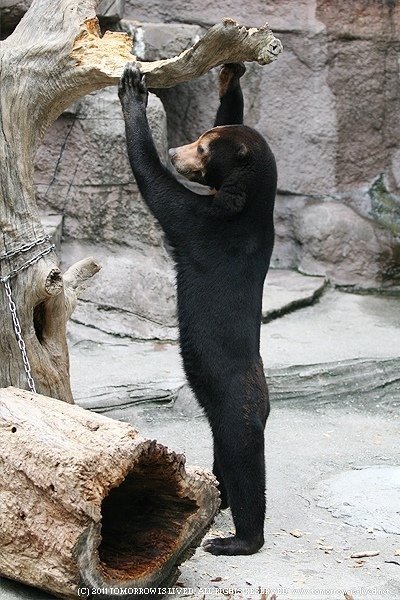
[35,88,167,248]
[34,85,177,340]
[2,0,400,340]
[133,0,400,287]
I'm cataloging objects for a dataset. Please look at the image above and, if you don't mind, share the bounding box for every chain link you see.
[4,279,37,393]
[1,237,56,394]
[0,243,55,283]
[0,235,51,262]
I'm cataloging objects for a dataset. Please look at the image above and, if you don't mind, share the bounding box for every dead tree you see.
[0,0,282,403]
[0,386,220,598]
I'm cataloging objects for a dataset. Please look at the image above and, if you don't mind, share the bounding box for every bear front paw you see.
[218,62,246,97]
[118,63,148,107]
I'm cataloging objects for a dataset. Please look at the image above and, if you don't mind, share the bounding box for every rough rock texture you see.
[272,194,308,270]
[273,197,400,287]
[35,88,167,248]
[124,0,325,31]
[295,201,400,287]
[126,0,400,289]
[322,34,400,200]
[62,240,177,341]
[121,21,202,61]
[262,269,326,321]
[41,213,63,253]
[67,287,400,412]
[97,0,124,22]
[0,0,31,36]
[369,175,400,236]
[173,356,400,421]
[62,235,328,342]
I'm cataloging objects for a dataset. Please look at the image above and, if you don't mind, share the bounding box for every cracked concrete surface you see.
[316,466,400,536]
[1,276,399,600]
[263,270,327,322]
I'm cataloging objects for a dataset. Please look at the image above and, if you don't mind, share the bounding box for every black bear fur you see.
[118,62,277,556]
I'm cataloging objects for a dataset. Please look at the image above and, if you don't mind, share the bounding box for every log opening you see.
[99,454,198,580]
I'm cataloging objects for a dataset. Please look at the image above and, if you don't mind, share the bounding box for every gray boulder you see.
[119,21,202,61]
[97,0,124,22]
[294,201,400,288]
[62,240,178,341]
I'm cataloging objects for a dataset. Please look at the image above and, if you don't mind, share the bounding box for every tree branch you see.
[72,17,283,89]
[63,257,101,318]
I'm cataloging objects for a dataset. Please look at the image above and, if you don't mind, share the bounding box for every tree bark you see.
[0,386,220,598]
[0,0,282,402]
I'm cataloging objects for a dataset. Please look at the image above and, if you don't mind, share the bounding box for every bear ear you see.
[237,143,249,159]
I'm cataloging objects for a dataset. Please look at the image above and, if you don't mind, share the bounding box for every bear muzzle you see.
[169,144,206,184]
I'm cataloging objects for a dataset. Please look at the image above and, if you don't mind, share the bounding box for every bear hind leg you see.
[204,409,266,556]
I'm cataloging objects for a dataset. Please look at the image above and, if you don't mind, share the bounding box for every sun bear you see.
[118,62,276,556]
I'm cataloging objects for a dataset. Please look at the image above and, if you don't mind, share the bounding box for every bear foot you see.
[203,534,264,556]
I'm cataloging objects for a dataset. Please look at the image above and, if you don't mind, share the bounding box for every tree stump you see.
[0,0,282,401]
[0,387,220,598]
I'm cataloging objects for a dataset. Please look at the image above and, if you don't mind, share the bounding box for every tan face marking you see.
[169,131,219,182]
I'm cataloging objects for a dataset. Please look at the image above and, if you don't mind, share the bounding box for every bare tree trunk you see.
[0,0,282,402]
[0,387,220,598]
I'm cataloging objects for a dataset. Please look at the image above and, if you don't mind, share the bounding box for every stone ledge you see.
[263,269,327,322]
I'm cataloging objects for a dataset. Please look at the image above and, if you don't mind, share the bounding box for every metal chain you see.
[4,279,37,393]
[0,235,51,262]
[1,238,56,393]
[0,243,55,283]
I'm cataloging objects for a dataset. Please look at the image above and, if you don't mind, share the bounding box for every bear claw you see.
[203,535,264,556]
[118,62,148,106]
[219,62,246,97]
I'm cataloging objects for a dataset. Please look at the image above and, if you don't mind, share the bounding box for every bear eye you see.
[197,146,204,155]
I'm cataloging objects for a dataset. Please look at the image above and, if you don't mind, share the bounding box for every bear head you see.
[169,125,265,191]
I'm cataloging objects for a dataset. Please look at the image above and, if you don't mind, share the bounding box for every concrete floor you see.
[1,282,399,600]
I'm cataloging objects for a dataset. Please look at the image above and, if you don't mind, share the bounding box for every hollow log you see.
[0,387,220,598]
[0,0,282,402]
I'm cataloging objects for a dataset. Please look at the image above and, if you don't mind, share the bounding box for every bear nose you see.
[168,148,177,160]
